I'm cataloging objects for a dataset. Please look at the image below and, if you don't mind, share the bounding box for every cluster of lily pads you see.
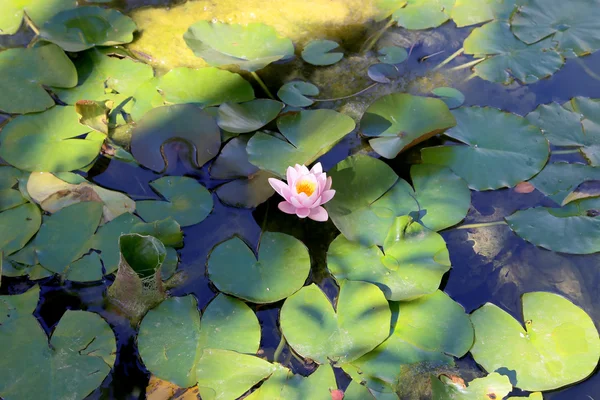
[1,0,600,399]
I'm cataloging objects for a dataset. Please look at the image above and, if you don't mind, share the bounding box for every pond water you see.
[1,0,600,399]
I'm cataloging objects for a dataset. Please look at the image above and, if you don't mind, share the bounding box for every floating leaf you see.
[392,0,455,30]
[89,212,142,274]
[377,46,408,64]
[277,81,320,107]
[431,87,465,109]
[506,197,600,254]
[34,202,103,274]
[27,172,135,222]
[529,163,600,204]
[450,0,516,27]
[342,291,474,392]
[0,44,77,114]
[246,364,338,400]
[184,21,294,71]
[54,49,154,108]
[139,294,261,388]
[217,99,283,133]
[470,292,600,390]
[511,0,600,57]
[301,40,344,66]
[157,67,255,107]
[507,393,543,400]
[211,136,276,208]
[208,232,310,303]
[0,167,26,212]
[367,63,400,84]
[75,99,112,134]
[0,203,42,256]
[562,180,600,205]
[131,218,184,248]
[247,109,356,177]
[131,104,221,172]
[344,381,400,400]
[136,176,213,227]
[431,372,512,400]
[422,107,549,190]
[464,22,564,84]
[373,0,408,21]
[0,106,103,172]
[40,6,137,52]
[328,215,451,300]
[0,287,116,400]
[280,281,391,364]
[0,0,76,35]
[361,93,456,159]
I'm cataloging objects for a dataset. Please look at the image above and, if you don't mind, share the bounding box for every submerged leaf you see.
[470,292,600,390]
[368,63,400,84]
[207,232,310,303]
[431,87,465,109]
[40,6,137,52]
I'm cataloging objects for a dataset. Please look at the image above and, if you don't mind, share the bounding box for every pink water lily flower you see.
[268,162,335,222]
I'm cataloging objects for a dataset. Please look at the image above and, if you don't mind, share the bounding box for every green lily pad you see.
[431,372,512,400]
[301,40,344,66]
[246,364,338,400]
[139,294,261,388]
[450,0,516,27]
[0,203,42,256]
[0,0,76,35]
[40,6,136,52]
[0,168,26,212]
[54,49,153,107]
[130,104,221,172]
[360,93,456,159]
[431,87,465,109]
[422,106,550,190]
[196,349,277,399]
[328,216,451,301]
[392,0,455,30]
[470,292,600,391]
[183,21,294,72]
[377,46,408,64]
[562,180,600,205]
[0,106,103,172]
[373,0,408,21]
[0,44,77,114]
[217,99,283,133]
[506,196,600,254]
[247,109,356,177]
[341,290,474,392]
[75,99,112,134]
[136,176,213,227]
[277,81,320,107]
[27,171,135,222]
[211,136,276,208]
[508,393,543,400]
[207,232,310,303]
[368,63,400,84]
[529,163,600,205]
[280,281,391,364]
[157,67,255,107]
[64,252,104,282]
[511,0,600,57]
[131,218,183,248]
[345,381,400,400]
[464,22,564,84]
[89,212,142,274]
[0,286,116,400]
[34,202,103,274]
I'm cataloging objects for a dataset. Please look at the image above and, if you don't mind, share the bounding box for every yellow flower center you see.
[295,179,317,196]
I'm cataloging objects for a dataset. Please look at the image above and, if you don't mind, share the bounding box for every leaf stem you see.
[314,83,379,102]
[361,19,395,53]
[455,220,507,230]
[273,334,286,362]
[432,47,464,71]
[552,148,581,155]
[448,58,485,71]
[23,12,40,36]
[251,71,275,99]
[462,72,479,83]
[419,50,445,62]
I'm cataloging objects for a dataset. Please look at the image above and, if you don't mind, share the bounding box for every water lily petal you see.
[268,178,292,201]
[296,207,311,218]
[295,164,310,175]
[287,166,299,185]
[316,173,327,191]
[324,176,332,191]
[310,162,323,175]
[290,196,304,209]
[278,201,297,214]
[308,206,328,222]
[319,189,336,205]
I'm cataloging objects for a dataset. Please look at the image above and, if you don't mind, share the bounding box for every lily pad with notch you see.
[529,162,600,205]
[431,87,465,109]
[377,46,408,64]
[246,364,338,400]
[247,109,356,177]
[360,93,456,159]
[368,63,400,83]
[207,232,310,303]
[217,99,283,133]
[450,0,516,27]
[277,81,320,107]
[136,176,213,227]
[470,291,600,390]
[392,0,455,30]
[301,39,344,66]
